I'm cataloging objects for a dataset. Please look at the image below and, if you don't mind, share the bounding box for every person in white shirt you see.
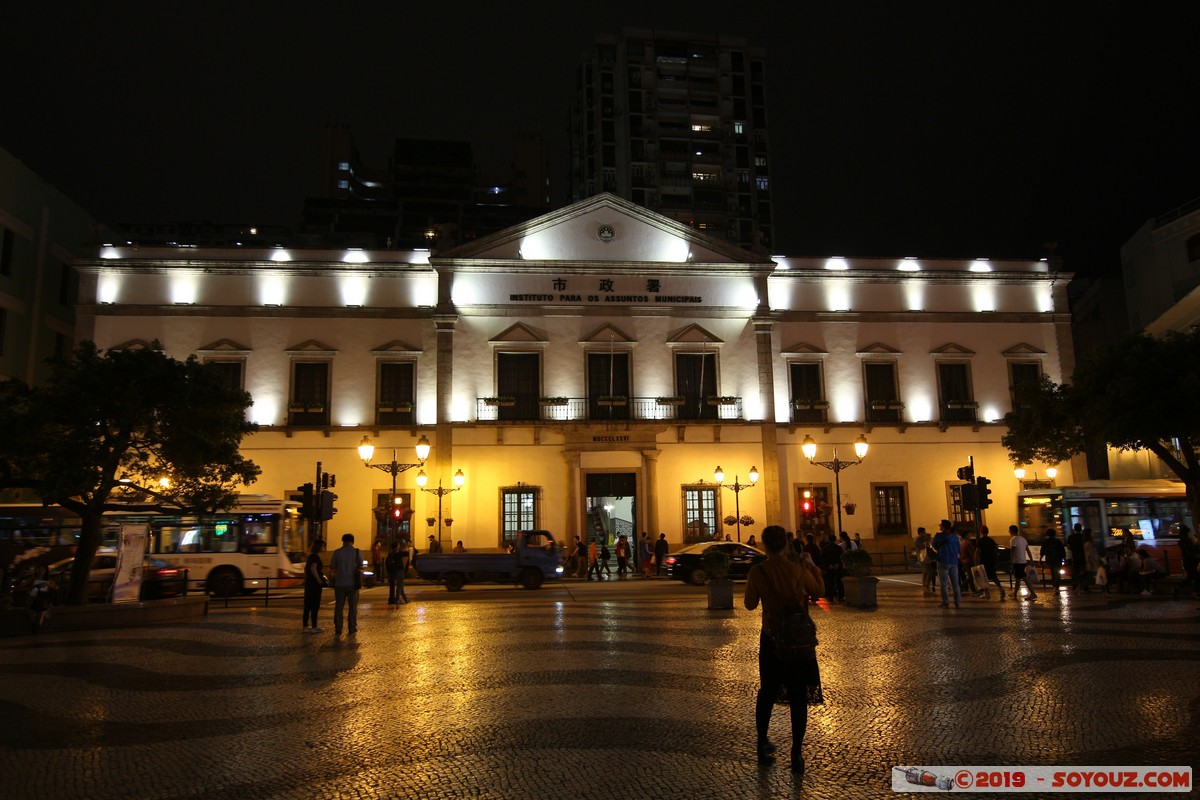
[1008,524,1038,601]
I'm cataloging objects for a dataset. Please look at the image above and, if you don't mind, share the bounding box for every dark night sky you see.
[4,2,1198,275]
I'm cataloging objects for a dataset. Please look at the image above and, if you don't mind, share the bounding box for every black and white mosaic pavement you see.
[1,576,1197,799]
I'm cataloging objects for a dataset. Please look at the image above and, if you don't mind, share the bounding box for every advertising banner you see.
[112,524,149,604]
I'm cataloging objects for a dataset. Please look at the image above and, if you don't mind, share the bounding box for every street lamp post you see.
[714,465,759,542]
[418,469,465,550]
[802,435,869,538]
[358,434,431,550]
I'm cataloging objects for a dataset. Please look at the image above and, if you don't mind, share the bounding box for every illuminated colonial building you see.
[75,194,1074,553]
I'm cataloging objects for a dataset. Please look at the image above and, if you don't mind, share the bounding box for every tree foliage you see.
[0,342,260,604]
[1002,329,1200,526]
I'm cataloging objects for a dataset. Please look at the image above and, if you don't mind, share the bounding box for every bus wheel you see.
[444,572,466,591]
[207,567,243,597]
[520,568,543,590]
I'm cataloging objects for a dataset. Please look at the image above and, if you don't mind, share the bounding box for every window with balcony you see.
[377,362,415,425]
[864,362,901,423]
[937,362,977,423]
[682,484,719,543]
[674,351,718,420]
[289,362,330,426]
[789,362,827,423]
[496,352,541,420]
[588,351,630,420]
[873,484,909,536]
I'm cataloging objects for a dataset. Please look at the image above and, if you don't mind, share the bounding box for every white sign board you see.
[112,524,149,604]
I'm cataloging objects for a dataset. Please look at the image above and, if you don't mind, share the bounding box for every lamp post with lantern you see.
[358,434,430,551]
[801,435,869,538]
[714,465,759,542]
[418,469,465,550]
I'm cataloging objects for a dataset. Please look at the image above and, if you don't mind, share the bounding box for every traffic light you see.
[319,490,338,522]
[956,465,974,482]
[299,483,315,521]
[801,489,816,520]
[976,476,993,509]
[960,482,979,511]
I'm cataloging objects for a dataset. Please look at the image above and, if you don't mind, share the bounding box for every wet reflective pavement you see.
[1,575,1197,799]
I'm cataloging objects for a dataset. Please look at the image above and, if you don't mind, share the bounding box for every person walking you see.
[1040,528,1067,595]
[574,536,588,579]
[743,524,826,773]
[615,534,630,578]
[932,519,962,608]
[587,539,602,581]
[427,534,442,554]
[330,533,362,636]
[1174,525,1199,599]
[640,532,654,578]
[302,538,327,632]
[975,526,1006,601]
[27,566,56,634]
[371,539,383,585]
[1009,525,1038,601]
[654,533,669,577]
[385,540,409,605]
[599,541,612,577]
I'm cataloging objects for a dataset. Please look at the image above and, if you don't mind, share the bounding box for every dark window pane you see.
[675,352,717,420]
[588,351,630,419]
[378,362,415,425]
[497,352,540,420]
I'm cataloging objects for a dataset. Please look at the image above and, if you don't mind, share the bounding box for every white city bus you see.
[0,495,309,595]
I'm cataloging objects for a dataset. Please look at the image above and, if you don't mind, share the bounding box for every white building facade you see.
[75,195,1074,554]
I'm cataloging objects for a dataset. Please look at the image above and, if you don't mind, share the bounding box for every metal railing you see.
[476,396,743,422]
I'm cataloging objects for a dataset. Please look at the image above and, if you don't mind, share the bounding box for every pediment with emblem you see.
[433,193,767,266]
[580,323,635,346]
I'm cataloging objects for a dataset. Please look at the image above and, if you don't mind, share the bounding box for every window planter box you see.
[792,400,829,409]
[597,396,627,407]
[655,397,686,406]
[945,401,979,409]
[870,401,904,410]
[378,403,413,413]
[706,396,739,406]
[289,404,325,413]
[538,397,569,406]
[483,397,516,407]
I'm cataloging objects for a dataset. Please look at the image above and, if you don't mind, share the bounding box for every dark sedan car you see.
[664,541,767,585]
[48,551,188,601]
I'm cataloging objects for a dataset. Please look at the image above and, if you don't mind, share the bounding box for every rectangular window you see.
[0,308,5,356]
[683,484,719,543]
[864,362,901,423]
[755,176,769,191]
[674,351,718,420]
[789,362,826,423]
[949,483,976,526]
[737,169,750,184]
[588,350,630,420]
[378,362,416,425]
[501,485,540,544]
[207,360,244,394]
[496,352,540,420]
[290,362,330,426]
[733,121,745,135]
[1009,361,1042,412]
[58,261,73,306]
[873,484,909,536]
[937,362,976,422]
[0,228,12,276]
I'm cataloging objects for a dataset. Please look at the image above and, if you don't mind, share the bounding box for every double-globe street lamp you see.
[714,465,759,542]
[418,469,465,550]
[358,434,431,550]
[801,435,868,539]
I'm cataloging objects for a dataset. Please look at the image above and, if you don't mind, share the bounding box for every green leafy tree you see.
[1002,329,1200,528]
[0,342,260,604]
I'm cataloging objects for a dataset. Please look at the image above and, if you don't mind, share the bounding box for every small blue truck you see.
[414,530,563,590]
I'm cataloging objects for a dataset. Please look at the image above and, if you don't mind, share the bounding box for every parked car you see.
[664,541,767,585]
[48,550,188,601]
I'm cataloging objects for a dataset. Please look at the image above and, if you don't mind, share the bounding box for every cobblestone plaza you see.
[1,575,1197,799]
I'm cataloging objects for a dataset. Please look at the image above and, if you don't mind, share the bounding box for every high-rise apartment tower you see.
[570,28,774,251]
